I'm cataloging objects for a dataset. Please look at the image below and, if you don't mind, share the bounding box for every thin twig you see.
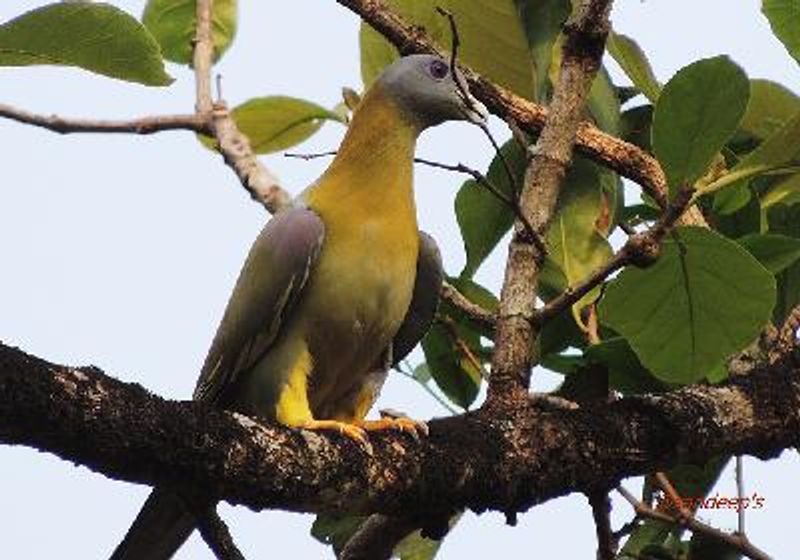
[396,363,458,414]
[736,456,746,536]
[0,104,210,134]
[436,8,524,211]
[617,485,772,560]
[415,157,546,255]
[587,491,616,560]
[285,150,338,160]
[195,505,246,560]
[439,316,489,380]
[440,281,496,334]
[194,0,290,213]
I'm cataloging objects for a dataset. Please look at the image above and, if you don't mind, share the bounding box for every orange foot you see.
[299,419,370,449]
[357,417,429,440]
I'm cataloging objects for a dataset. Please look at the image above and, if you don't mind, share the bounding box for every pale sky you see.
[1,1,798,558]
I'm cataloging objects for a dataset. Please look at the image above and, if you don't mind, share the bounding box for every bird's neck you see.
[307,83,419,214]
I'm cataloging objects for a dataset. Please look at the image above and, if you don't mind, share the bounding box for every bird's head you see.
[377,54,489,130]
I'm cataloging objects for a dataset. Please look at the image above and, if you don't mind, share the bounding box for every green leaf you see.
[737,233,800,273]
[393,531,444,560]
[652,56,750,197]
[142,0,237,65]
[360,0,538,100]
[0,2,172,86]
[763,0,800,64]
[544,159,614,319]
[588,66,621,135]
[311,513,366,555]
[599,227,775,384]
[515,0,572,100]
[607,31,661,102]
[739,79,800,140]
[421,321,482,410]
[763,172,800,208]
[585,337,668,394]
[456,139,526,278]
[767,204,800,324]
[199,96,345,154]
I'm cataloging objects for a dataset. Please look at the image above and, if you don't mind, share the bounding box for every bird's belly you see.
[301,223,418,418]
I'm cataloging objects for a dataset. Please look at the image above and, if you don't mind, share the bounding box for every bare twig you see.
[194,0,290,213]
[285,150,338,160]
[587,491,616,560]
[440,281,496,334]
[617,484,772,560]
[195,506,245,560]
[487,0,615,404]
[339,514,418,560]
[0,104,210,135]
[414,157,546,254]
[736,456,746,536]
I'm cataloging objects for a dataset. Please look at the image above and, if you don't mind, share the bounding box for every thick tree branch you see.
[2,342,798,523]
[488,0,614,402]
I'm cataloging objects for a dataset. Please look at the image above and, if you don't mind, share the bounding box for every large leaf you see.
[652,56,749,197]
[599,227,775,384]
[0,2,172,86]
[456,140,526,278]
[545,159,614,320]
[763,172,800,208]
[199,96,345,154]
[737,233,800,273]
[763,0,800,64]
[739,79,800,140]
[142,0,237,65]
[421,320,483,410]
[702,109,800,197]
[514,0,572,100]
[584,337,668,395]
[360,0,537,100]
[607,31,661,102]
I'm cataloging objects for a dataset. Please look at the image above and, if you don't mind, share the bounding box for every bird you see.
[110,53,488,560]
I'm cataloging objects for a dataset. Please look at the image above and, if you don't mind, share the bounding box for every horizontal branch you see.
[2,342,798,522]
[0,103,210,135]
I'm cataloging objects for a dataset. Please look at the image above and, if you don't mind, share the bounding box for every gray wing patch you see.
[193,207,324,403]
[391,231,444,366]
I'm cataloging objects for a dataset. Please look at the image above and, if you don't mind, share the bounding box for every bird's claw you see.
[299,419,372,454]
[358,417,429,440]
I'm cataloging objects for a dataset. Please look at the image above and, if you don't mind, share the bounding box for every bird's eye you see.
[428,59,449,80]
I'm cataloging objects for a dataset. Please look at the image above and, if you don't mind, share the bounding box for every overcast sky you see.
[1,1,798,558]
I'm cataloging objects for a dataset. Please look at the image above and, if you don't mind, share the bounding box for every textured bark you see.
[488,0,614,402]
[2,342,798,522]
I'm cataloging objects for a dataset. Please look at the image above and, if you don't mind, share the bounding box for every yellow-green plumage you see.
[110,53,486,560]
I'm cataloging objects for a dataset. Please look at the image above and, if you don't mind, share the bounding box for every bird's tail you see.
[110,487,196,560]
